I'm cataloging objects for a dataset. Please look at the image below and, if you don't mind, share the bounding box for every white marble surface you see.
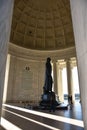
[70,0,87,129]
[0,0,14,118]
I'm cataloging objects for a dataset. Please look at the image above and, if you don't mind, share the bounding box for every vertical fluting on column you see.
[66,59,74,103]
[52,60,58,94]
[57,61,64,102]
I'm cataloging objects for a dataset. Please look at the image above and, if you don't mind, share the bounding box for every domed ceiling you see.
[10,0,75,50]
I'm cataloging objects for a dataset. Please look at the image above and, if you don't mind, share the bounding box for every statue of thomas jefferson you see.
[43,57,53,93]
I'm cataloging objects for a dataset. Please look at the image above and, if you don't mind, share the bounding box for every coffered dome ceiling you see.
[10,0,75,50]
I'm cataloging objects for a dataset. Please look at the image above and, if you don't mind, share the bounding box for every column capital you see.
[65,58,71,63]
[58,60,66,69]
[52,59,57,63]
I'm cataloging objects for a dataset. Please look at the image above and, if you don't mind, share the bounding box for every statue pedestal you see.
[39,91,61,109]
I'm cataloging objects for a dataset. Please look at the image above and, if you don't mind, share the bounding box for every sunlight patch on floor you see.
[3,104,84,128]
[2,109,60,130]
[1,117,22,130]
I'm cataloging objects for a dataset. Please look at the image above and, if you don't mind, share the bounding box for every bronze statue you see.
[39,57,62,109]
[43,57,53,93]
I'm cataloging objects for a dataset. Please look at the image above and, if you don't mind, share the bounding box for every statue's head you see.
[47,57,51,62]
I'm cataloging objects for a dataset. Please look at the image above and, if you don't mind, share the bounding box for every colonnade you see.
[52,58,77,103]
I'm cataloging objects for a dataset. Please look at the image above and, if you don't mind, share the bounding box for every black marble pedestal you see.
[39,91,61,109]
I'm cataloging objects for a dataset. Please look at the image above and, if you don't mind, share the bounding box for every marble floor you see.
[0,126,5,130]
[0,102,84,130]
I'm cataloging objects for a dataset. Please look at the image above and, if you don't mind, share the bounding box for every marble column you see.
[52,60,58,94]
[57,64,64,102]
[0,0,14,121]
[70,0,87,128]
[66,59,74,102]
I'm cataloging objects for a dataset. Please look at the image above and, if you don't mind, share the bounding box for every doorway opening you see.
[72,66,80,101]
[62,66,80,103]
[62,67,68,102]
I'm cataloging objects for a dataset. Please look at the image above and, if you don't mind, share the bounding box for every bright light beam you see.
[3,108,60,130]
[3,104,84,127]
[1,117,22,130]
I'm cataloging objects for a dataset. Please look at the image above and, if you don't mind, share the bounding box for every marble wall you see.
[7,56,45,103]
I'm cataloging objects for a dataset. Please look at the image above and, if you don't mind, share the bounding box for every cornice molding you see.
[8,42,76,61]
